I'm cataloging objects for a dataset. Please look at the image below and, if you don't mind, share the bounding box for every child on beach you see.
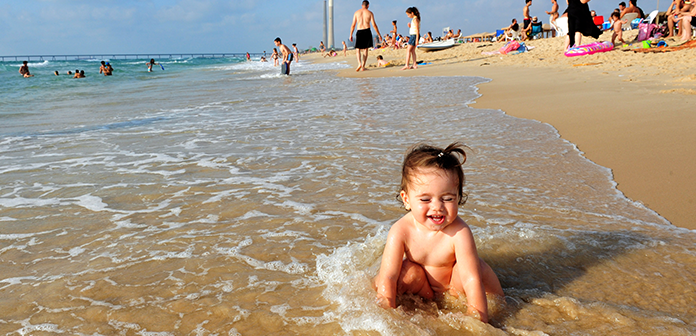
[376,55,390,67]
[611,12,626,45]
[374,143,504,323]
[402,7,421,70]
[272,48,279,67]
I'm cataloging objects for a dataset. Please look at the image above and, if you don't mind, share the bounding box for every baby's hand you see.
[375,294,392,309]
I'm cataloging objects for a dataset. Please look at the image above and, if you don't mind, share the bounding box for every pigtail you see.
[400,142,469,206]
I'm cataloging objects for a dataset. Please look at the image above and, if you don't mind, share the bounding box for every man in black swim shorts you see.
[350,0,382,71]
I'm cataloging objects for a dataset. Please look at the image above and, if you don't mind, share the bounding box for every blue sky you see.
[0,0,662,56]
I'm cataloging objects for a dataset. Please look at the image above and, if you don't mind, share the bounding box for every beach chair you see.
[505,26,522,41]
[646,10,659,24]
[529,22,544,39]
[553,16,569,37]
[622,13,639,30]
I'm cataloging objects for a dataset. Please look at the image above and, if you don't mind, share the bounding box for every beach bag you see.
[636,23,657,42]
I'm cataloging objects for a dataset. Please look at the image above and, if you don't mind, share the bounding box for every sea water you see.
[0,56,694,335]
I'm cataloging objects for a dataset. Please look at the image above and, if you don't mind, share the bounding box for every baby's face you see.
[400,168,459,231]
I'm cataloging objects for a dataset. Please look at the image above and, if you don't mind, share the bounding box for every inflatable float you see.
[564,41,614,57]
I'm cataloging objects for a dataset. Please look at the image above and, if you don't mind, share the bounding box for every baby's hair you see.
[400,142,469,205]
[611,12,620,19]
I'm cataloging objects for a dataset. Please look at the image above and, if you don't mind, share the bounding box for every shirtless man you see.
[546,0,559,24]
[621,0,644,19]
[19,61,33,78]
[274,37,293,75]
[523,0,533,34]
[349,0,382,72]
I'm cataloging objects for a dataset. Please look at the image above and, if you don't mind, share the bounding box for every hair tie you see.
[438,152,444,157]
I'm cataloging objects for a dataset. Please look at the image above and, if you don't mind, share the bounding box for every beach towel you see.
[482,40,522,55]
[631,39,696,53]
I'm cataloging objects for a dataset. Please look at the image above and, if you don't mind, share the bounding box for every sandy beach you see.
[307,29,696,230]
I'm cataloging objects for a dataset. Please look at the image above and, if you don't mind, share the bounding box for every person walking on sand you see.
[19,61,33,78]
[350,0,382,72]
[390,20,399,49]
[402,7,420,70]
[342,41,347,56]
[564,0,602,49]
[546,0,559,25]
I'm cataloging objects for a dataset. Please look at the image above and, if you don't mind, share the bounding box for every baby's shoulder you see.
[443,217,473,236]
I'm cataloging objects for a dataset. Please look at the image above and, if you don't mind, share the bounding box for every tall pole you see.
[323,0,328,49]
[328,0,335,49]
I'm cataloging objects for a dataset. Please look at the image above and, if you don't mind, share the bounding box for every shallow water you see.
[0,57,694,335]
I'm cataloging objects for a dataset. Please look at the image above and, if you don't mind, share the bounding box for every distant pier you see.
[0,53,264,62]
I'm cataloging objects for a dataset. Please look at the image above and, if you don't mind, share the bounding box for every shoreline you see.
[303,34,696,230]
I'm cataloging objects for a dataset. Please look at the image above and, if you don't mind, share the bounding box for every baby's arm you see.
[453,227,488,322]
[374,225,406,308]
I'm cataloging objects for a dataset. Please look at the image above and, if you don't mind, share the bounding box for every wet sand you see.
[305,30,696,230]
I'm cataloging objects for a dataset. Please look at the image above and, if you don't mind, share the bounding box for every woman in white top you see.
[403,7,421,70]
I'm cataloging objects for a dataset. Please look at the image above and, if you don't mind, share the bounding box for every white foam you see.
[0,197,60,208]
[238,210,273,220]
[74,194,109,212]
[68,246,86,257]
[278,200,314,216]
[12,319,64,335]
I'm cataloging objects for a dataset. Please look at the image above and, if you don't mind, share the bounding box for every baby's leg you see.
[397,259,434,300]
[450,258,504,297]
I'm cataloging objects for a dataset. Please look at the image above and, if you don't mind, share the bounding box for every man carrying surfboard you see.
[274,37,293,75]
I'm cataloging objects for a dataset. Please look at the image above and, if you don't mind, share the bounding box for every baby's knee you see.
[397,260,429,295]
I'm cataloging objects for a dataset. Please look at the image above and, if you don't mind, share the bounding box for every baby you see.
[376,55,390,67]
[611,12,626,46]
[374,143,503,323]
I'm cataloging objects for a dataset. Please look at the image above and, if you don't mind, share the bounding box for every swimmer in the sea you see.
[19,61,34,77]
[146,59,161,72]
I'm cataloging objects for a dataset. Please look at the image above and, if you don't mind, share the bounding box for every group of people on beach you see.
[506,0,696,50]
[18,58,164,78]
[349,1,421,71]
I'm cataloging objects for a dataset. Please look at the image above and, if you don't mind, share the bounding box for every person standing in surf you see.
[146,59,161,72]
[349,0,382,72]
[274,37,293,75]
[292,43,300,62]
[19,61,33,78]
[402,7,420,70]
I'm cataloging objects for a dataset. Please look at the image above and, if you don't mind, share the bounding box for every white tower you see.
[328,0,335,49]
